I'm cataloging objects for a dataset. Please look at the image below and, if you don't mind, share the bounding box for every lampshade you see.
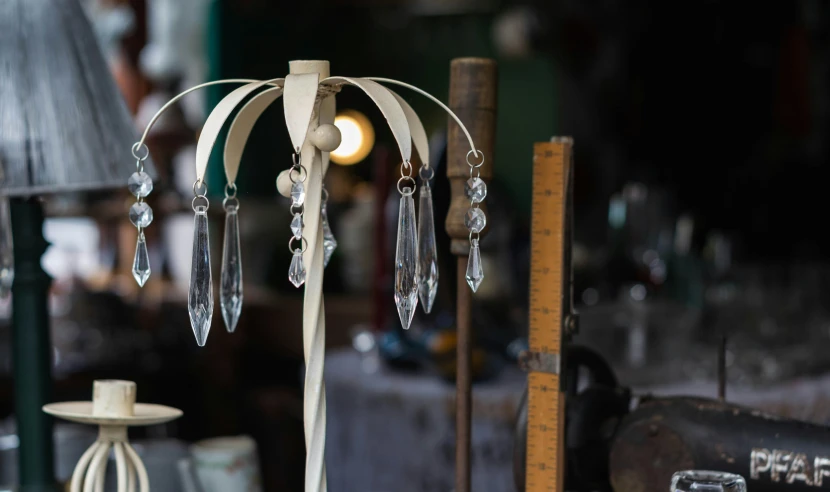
[0,0,151,197]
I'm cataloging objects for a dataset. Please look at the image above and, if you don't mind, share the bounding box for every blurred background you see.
[2,0,830,490]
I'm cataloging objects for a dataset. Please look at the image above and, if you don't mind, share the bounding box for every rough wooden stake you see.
[446,57,498,492]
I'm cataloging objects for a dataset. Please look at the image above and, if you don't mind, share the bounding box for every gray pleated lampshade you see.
[0,0,152,197]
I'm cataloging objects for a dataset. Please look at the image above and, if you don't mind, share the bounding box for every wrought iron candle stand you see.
[130,59,490,492]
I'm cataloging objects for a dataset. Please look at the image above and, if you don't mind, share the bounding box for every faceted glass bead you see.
[322,204,337,267]
[288,249,306,287]
[129,202,154,228]
[465,177,487,204]
[127,171,154,198]
[291,181,305,207]
[132,232,151,287]
[464,208,486,233]
[466,238,484,292]
[0,197,13,298]
[417,183,438,314]
[188,206,213,347]
[220,205,243,333]
[291,213,303,239]
[394,188,419,329]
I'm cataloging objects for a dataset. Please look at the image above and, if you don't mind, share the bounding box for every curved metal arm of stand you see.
[114,442,128,492]
[136,78,284,149]
[71,434,148,492]
[83,442,110,492]
[194,78,285,182]
[366,77,481,157]
[124,442,150,492]
[321,77,412,163]
[71,441,100,492]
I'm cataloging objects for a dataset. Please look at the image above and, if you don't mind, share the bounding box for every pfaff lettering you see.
[752,448,830,487]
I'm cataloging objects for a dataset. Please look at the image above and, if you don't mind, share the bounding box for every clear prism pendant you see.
[0,197,14,297]
[464,208,486,233]
[465,177,487,204]
[128,171,154,198]
[188,206,213,346]
[322,203,337,267]
[132,232,151,287]
[394,189,419,329]
[129,202,153,228]
[291,181,305,207]
[417,183,438,313]
[466,238,484,292]
[220,205,243,333]
[288,249,306,288]
[291,213,303,239]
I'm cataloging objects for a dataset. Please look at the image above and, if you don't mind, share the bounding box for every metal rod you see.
[11,198,56,491]
[455,257,473,492]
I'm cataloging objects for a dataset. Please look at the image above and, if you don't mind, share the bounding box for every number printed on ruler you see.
[525,141,571,492]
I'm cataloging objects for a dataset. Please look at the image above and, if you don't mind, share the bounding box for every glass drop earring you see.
[220,183,243,333]
[128,143,153,287]
[417,164,438,313]
[287,154,307,288]
[189,179,213,346]
[394,161,419,329]
[464,151,486,292]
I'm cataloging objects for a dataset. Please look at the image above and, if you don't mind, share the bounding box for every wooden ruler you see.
[523,139,575,492]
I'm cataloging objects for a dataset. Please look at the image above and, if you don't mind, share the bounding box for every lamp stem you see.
[10,198,56,491]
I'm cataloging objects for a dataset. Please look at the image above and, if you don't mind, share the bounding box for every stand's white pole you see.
[290,59,329,492]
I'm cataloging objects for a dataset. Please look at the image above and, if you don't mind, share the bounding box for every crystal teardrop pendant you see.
[0,197,14,297]
[394,188,419,329]
[129,202,153,228]
[466,238,484,292]
[220,205,243,333]
[464,208,486,233]
[465,177,487,203]
[288,248,306,287]
[291,213,303,239]
[188,206,213,346]
[132,231,151,287]
[291,181,305,207]
[417,183,438,313]
[322,203,337,267]
[128,171,154,197]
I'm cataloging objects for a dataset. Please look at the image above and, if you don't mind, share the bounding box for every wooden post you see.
[446,57,497,492]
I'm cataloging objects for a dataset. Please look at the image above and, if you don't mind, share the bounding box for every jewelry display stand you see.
[43,380,182,492]
[127,58,493,492]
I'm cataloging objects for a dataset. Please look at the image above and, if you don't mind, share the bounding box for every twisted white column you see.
[289,60,329,492]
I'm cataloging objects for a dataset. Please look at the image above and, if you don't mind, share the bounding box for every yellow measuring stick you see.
[524,139,575,492]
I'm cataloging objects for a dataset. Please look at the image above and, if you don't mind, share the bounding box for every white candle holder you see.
[43,379,182,492]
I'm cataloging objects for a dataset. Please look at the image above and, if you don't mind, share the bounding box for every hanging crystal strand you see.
[189,180,213,347]
[321,187,337,267]
[128,143,154,287]
[417,164,438,313]
[464,150,487,292]
[220,183,243,333]
[394,161,419,329]
[287,154,307,288]
[132,231,151,287]
[0,196,14,297]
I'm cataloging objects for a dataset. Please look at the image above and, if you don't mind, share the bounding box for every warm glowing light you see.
[330,110,374,165]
